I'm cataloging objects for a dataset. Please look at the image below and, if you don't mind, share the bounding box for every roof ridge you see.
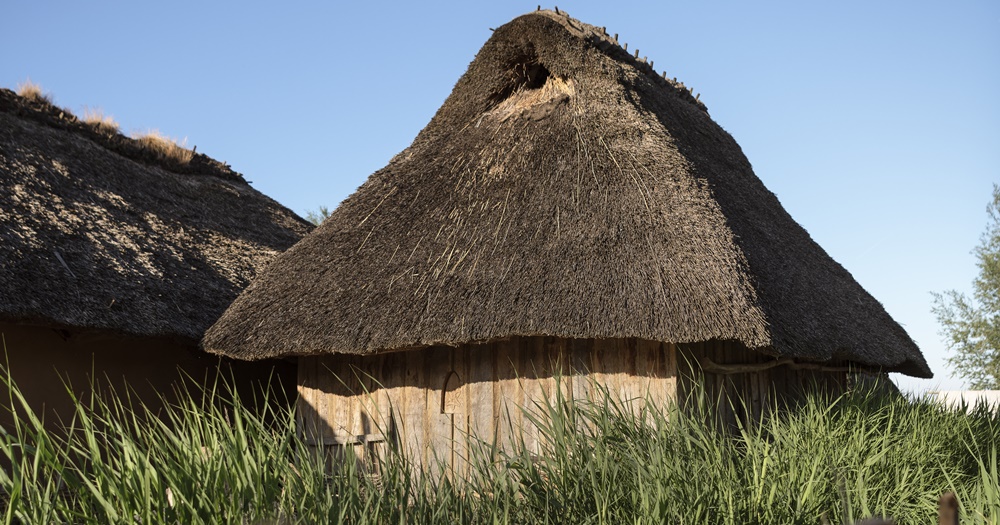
[0,87,247,183]
[531,7,708,113]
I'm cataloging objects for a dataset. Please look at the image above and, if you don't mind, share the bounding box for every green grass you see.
[1,369,997,524]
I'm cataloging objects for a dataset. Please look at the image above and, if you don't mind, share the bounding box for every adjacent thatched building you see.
[0,87,312,430]
[204,10,931,473]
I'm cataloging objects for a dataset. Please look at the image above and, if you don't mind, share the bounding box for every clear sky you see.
[3,1,997,393]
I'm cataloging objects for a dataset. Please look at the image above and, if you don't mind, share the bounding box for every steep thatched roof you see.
[0,88,312,343]
[204,10,931,378]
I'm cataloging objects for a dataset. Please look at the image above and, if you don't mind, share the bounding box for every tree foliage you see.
[932,185,1000,389]
[304,205,331,226]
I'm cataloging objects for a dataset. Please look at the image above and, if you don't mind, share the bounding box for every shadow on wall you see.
[0,322,296,434]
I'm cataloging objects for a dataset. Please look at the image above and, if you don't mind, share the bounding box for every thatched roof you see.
[204,10,931,378]
[0,88,312,343]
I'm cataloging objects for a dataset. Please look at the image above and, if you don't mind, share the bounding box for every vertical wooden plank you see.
[625,338,638,377]
[375,354,395,432]
[635,339,665,420]
[377,352,404,456]
[310,356,328,441]
[463,344,493,475]
[357,354,382,450]
[537,336,564,452]
[450,345,470,478]
[518,337,541,457]
[355,355,381,439]
[719,341,736,429]
[701,341,717,426]
[773,363,785,414]
[753,363,765,423]
[318,357,346,442]
[363,353,395,470]
[565,338,594,438]
[494,337,520,455]
[675,343,688,412]
[591,338,608,404]
[540,337,556,401]
[295,356,317,444]
[344,355,364,440]
[634,338,651,384]
[400,347,427,468]
[749,348,762,422]
[315,357,333,442]
[301,356,362,471]
[660,343,680,403]
[732,342,747,428]
[551,338,572,410]
[538,336,555,449]
[688,341,708,416]
[707,341,723,424]
[604,338,628,406]
[723,343,736,422]
[567,339,590,407]
[490,341,507,446]
[466,342,495,468]
[620,338,642,415]
[295,356,310,438]
[424,346,453,476]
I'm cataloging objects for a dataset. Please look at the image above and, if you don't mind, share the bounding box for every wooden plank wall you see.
[676,341,849,429]
[296,336,678,476]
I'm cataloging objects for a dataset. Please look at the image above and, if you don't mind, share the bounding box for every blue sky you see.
[3,1,997,393]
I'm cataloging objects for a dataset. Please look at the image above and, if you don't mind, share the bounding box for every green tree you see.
[304,205,331,226]
[932,185,1000,389]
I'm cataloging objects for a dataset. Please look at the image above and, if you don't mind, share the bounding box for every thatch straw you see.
[0,88,312,342]
[204,10,930,378]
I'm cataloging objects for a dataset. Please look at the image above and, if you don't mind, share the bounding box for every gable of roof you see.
[203,11,930,378]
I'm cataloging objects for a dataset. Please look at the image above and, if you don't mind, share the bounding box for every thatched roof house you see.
[204,10,930,471]
[0,87,312,428]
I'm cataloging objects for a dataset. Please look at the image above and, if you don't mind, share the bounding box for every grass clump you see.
[81,107,120,135]
[1,370,997,524]
[493,384,1000,524]
[15,79,52,105]
[131,129,194,165]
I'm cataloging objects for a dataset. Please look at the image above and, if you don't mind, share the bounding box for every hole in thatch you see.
[489,45,551,105]
[485,44,573,123]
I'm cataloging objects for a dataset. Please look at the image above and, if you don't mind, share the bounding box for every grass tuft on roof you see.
[15,79,51,105]
[1,87,240,181]
[82,107,120,135]
[131,129,194,166]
